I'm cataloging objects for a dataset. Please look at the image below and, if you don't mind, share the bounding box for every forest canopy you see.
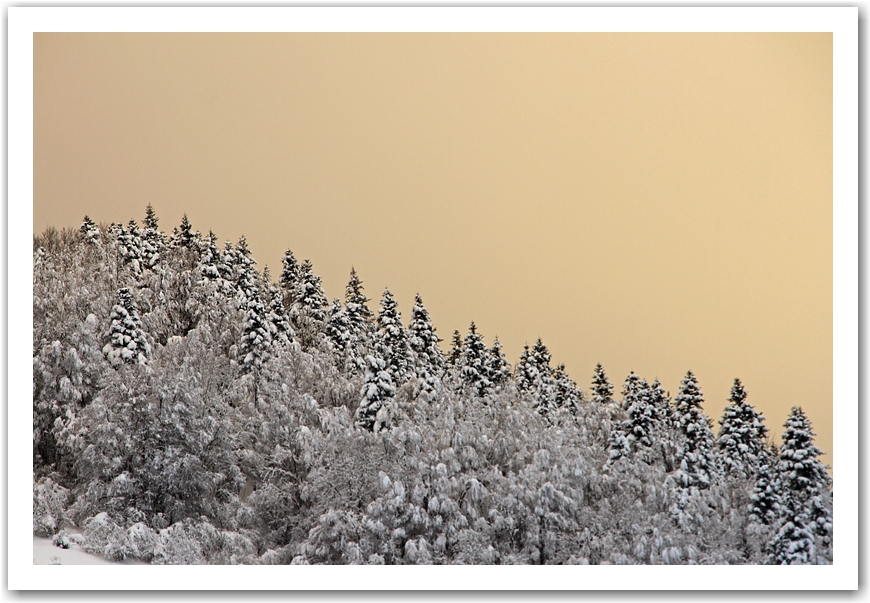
[33,208,832,565]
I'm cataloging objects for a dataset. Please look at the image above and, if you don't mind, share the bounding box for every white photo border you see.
[9,6,858,590]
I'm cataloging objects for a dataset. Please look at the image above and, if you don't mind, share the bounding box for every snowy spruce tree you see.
[80,215,101,245]
[375,289,413,385]
[172,213,199,250]
[717,379,769,479]
[447,330,463,366]
[608,374,657,464]
[103,288,151,365]
[487,337,512,388]
[357,354,396,431]
[749,455,782,526]
[408,294,443,391]
[266,280,294,347]
[591,363,614,405]
[775,407,832,555]
[280,249,299,304]
[552,364,581,415]
[458,322,492,397]
[141,204,165,270]
[325,299,353,359]
[514,345,538,393]
[237,254,272,373]
[117,220,144,274]
[290,259,328,347]
[673,371,720,489]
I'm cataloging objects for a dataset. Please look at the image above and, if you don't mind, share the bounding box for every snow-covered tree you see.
[749,455,781,526]
[673,371,720,489]
[447,330,463,366]
[608,375,657,463]
[375,289,413,385]
[776,407,832,552]
[717,379,769,479]
[552,364,581,415]
[280,249,299,304]
[80,215,101,245]
[345,267,374,334]
[408,294,444,373]
[487,338,512,388]
[237,260,272,373]
[103,288,151,365]
[325,299,353,358]
[459,322,491,397]
[357,354,396,431]
[292,259,328,322]
[266,281,294,347]
[172,213,199,250]
[514,345,538,393]
[591,363,614,405]
[768,510,816,565]
[141,205,165,270]
[117,220,144,274]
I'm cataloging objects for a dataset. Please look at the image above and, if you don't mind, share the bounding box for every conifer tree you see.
[172,213,199,250]
[293,260,328,323]
[551,364,581,415]
[237,254,272,373]
[608,375,657,463]
[103,288,151,365]
[717,379,769,479]
[218,241,237,286]
[117,220,144,274]
[459,322,491,397]
[80,215,101,245]
[280,249,299,305]
[408,294,443,370]
[199,231,222,283]
[768,511,816,565]
[141,205,164,270]
[649,379,674,428]
[514,345,538,393]
[673,371,720,489]
[776,407,832,550]
[357,354,396,431]
[447,330,463,366]
[531,339,553,380]
[345,268,373,331]
[487,337,512,388]
[266,282,294,347]
[325,299,353,358]
[408,294,444,392]
[749,454,782,526]
[375,289,413,385]
[591,363,614,405]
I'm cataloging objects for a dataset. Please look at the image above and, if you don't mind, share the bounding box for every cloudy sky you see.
[34,32,833,467]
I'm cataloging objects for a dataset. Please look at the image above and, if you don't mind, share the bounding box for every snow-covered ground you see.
[33,536,147,565]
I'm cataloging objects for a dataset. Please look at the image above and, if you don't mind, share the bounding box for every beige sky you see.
[34,33,833,469]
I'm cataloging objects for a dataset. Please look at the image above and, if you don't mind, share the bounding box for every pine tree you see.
[199,231,223,283]
[345,267,373,332]
[237,255,272,373]
[531,339,553,380]
[103,288,151,365]
[514,345,538,393]
[357,354,396,431]
[717,379,770,479]
[117,220,144,274]
[776,407,832,551]
[325,299,353,358]
[620,371,642,411]
[172,214,199,249]
[447,330,463,366]
[591,363,614,405]
[673,371,720,489]
[293,259,328,323]
[80,215,101,245]
[408,294,444,392]
[375,289,413,385]
[459,322,491,397]
[280,249,299,305]
[768,511,816,565]
[552,364,581,415]
[487,337,512,388]
[141,205,164,270]
[408,294,443,371]
[608,376,657,463]
[749,454,782,526]
[266,282,294,347]
[218,241,237,287]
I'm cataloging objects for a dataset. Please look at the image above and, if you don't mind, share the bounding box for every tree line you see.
[33,207,832,565]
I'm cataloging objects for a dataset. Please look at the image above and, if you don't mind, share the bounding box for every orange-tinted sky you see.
[34,33,833,469]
